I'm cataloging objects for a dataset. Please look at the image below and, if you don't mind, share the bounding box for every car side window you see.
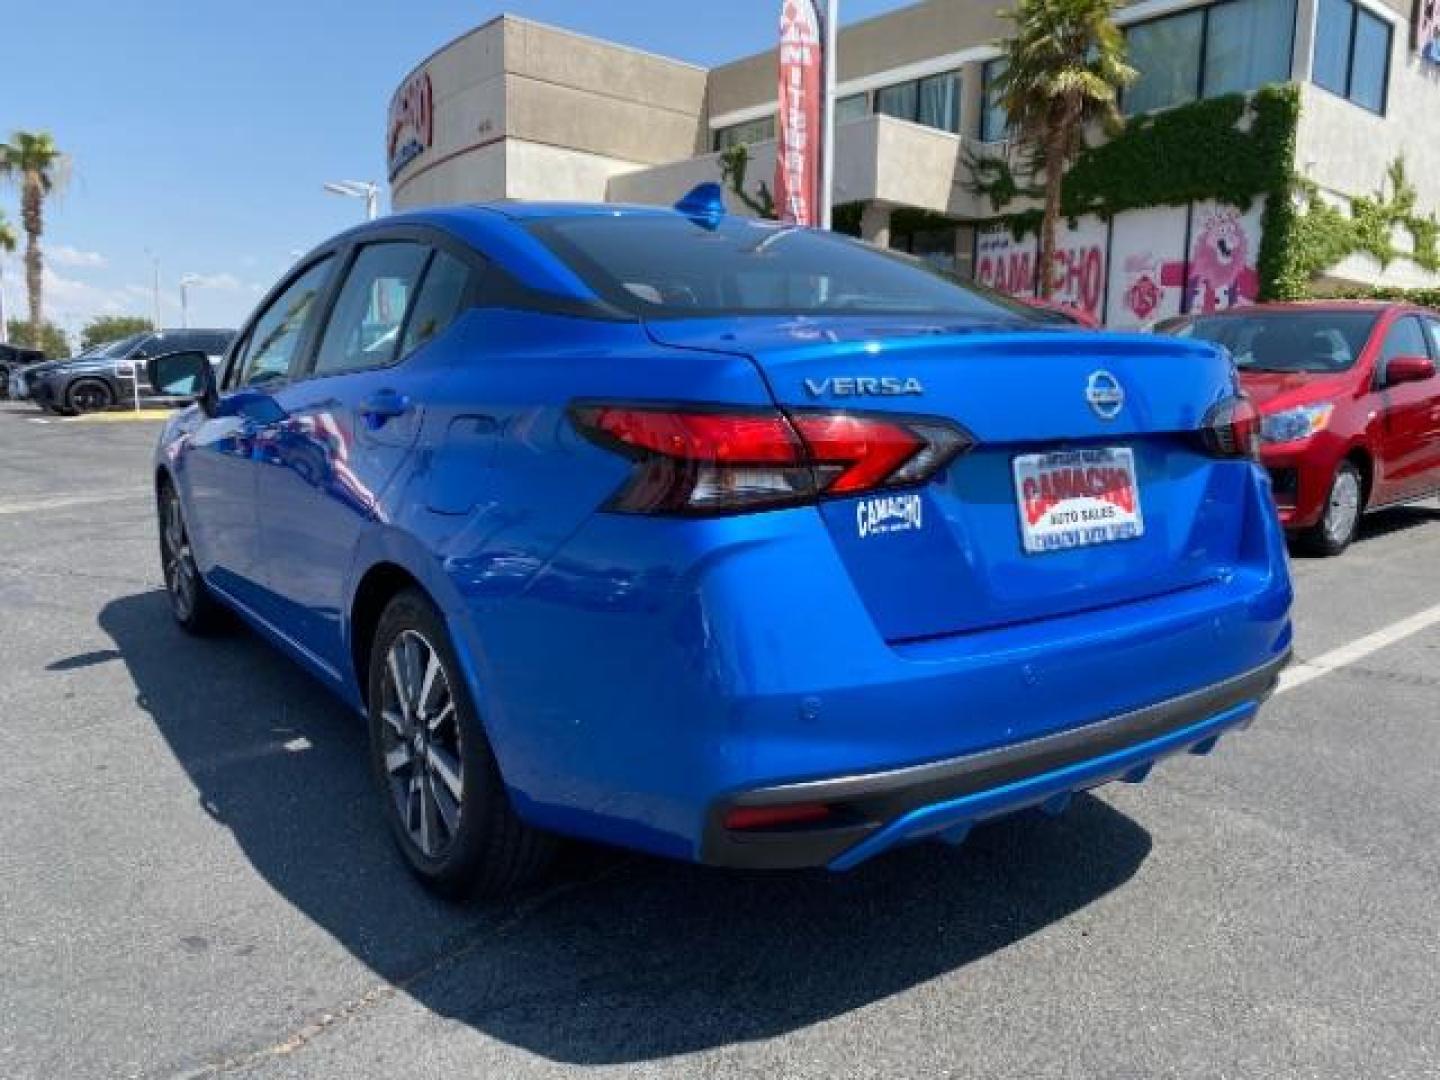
[237,257,335,388]
[129,334,160,360]
[1377,316,1430,386]
[1381,317,1428,360]
[401,250,474,358]
[313,243,429,376]
[1424,318,1440,359]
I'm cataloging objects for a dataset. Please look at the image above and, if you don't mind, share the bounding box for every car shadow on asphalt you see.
[1288,503,1440,560]
[95,589,1153,1066]
[1355,503,1440,544]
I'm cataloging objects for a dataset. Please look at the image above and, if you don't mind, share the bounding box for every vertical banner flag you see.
[776,0,824,226]
[1419,0,1439,65]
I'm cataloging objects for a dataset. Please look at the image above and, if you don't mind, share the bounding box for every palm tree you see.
[993,0,1135,298]
[0,132,69,327]
[0,209,15,343]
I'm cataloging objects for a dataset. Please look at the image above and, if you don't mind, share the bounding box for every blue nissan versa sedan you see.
[147,186,1293,897]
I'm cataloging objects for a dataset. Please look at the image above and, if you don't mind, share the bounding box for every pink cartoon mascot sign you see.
[1177,206,1260,314]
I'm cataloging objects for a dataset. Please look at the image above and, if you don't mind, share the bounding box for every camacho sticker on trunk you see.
[856,492,924,538]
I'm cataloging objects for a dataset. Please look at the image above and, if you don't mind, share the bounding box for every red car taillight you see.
[1200,394,1261,460]
[570,403,971,515]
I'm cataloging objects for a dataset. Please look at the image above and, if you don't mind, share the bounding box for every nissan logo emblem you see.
[1085,370,1125,421]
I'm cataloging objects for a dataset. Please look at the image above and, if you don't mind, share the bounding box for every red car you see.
[1017,297,1101,329]
[1166,302,1440,554]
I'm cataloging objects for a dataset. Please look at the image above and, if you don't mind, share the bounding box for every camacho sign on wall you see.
[388,70,434,180]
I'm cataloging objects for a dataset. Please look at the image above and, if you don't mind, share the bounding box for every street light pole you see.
[821,0,838,231]
[143,250,161,329]
[179,274,203,330]
[323,180,381,221]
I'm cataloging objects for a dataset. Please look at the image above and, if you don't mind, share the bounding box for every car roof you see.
[314,202,703,303]
[1184,300,1428,317]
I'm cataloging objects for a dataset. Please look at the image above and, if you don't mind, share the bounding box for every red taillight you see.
[722,803,833,831]
[580,408,803,464]
[571,404,971,515]
[1201,394,1261,460]
[790,413,924,495]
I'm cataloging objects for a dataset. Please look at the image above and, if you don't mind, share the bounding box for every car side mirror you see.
[147,350,218,416]
[1384,354,1437,388]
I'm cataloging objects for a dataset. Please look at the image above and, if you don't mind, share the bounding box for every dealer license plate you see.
[1013,447,1145,554]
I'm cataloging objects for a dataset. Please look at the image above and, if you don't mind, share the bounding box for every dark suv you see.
[25,329,235,414]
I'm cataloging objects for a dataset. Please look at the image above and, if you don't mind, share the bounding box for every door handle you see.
[358,390,411,429]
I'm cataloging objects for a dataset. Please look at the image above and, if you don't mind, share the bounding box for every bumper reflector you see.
[722,802,833,832]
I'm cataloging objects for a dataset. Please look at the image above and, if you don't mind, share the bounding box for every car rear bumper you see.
[701,650,1288,869]
[464,460,1294,867]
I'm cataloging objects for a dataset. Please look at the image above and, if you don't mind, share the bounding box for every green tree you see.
[81,315,154,351]
[7,318,71,358]
[0,132,69,327]
[993,0,1135,297]
[0,209,15,346]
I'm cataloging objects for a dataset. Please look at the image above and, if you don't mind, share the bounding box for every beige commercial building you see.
[388,0,1440,322]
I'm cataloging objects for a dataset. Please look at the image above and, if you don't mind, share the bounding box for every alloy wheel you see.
[1324,469,1361,549]
[70,383,111,413]
[161,493,199,622]
[379,630,465,860]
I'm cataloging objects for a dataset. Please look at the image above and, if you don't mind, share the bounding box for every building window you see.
[1314,0,1392,114]
[876,81,920,123]
[980,58,1009,141]
[835,92,868,123]
[1127,9,1205,114]
[1204,0,1296,97]
[876,71,960,133]
[917,73,960,131]
[1313,0,1353,90]
[1124,0,1298,115]
[713,116,775,152]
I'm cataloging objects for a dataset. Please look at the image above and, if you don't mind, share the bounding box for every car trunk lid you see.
[648,317,1248,642]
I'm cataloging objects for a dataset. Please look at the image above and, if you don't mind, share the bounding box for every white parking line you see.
[0,492,147,517]
[1278,602,1440,695]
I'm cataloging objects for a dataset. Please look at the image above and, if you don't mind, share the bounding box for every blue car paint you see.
[155,202,1294,871]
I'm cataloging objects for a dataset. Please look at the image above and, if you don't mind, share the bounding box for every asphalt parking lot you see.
[1,401,1437,1080]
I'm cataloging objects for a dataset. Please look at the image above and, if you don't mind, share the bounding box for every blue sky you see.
[3,0,911,339]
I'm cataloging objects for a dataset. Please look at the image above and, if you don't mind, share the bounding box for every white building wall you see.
[608,115,990,218]
[391,143,508,208]
[1296,69,1440,216]
[504,141,644,203]
[1295,5,1440,289]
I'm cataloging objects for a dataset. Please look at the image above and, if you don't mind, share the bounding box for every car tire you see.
[1297,461,1364,557]
[367,588,554,899]
[158,479,227,634]
[67,379,115,414]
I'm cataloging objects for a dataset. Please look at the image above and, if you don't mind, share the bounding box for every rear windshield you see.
[1172,310,1381,373]
[524,215,1036,323]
